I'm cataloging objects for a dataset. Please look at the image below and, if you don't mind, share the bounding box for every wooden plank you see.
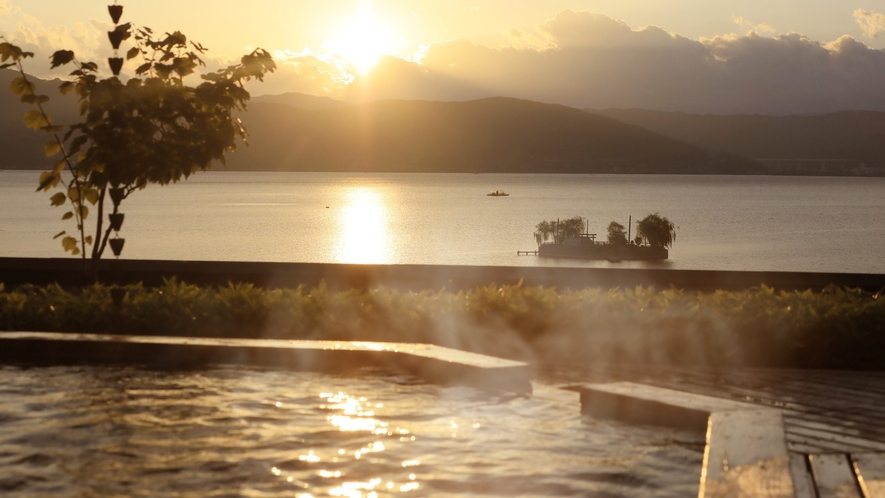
[785,433,876,456]
[700,410,795,498]
[785,424,885,454]
[648,374,885,422]
[637,367,885,417]
[790,454,817,498]
[572,382,755,432]
[853,453,885,498]
[0,331,532,392]
[809,453,863,498]
[635,375,885,443]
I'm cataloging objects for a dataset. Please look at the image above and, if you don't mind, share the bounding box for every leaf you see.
[68,135,87,155]
[61,212,73,220]
[49,50,75,69]
[59,81,75,96]
[84,188,99,206]
[53,159,66,174]
[78,205,89,220]
[61,236,79,253]
[135,62,152,75]
[10,76,35,97]
[126,47,140,60]
[23,110,50,131]
[80,62,98,72]
[85,236,93,245]
[0,63,16,70]
[37,171,60,191]
[44,140,62,157]
[50,192,66,206]
[53,231,66,240]
[0,42,23,62]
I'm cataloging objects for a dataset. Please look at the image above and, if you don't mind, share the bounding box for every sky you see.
[3,0,885,114]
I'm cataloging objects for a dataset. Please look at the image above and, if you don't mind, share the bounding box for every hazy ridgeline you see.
[2,281,882,369]
[7,69,885,175]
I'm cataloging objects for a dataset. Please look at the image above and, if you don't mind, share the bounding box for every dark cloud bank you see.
[273,11,885,115]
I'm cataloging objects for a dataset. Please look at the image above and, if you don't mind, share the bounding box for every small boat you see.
[487,190,509,197]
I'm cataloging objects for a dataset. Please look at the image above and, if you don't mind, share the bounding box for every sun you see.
[323,4,398,73]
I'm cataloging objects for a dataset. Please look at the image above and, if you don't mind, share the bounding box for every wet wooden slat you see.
[853,453,885,498]
[809,454,863,498]
[599,366,885,457]
[789,454,817,498]
[700,410,794,498]
[785,424,885,454]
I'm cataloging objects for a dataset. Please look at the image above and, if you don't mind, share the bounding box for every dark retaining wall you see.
[1,257,883,292]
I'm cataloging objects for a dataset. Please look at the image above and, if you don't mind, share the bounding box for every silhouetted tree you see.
[636,213,676,248]
[535,216,585,244]
[0,5,275,259]
[534,220,554,247]
[607,221,627,245]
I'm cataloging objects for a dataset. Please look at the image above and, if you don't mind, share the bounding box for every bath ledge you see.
[0,331,532,393]
[569,382,796,498]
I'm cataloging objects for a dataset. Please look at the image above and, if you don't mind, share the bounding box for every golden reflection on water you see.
[335,188,392,264]
[314,391,419,496]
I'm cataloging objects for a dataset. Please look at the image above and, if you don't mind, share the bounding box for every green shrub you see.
[1,280,882,369]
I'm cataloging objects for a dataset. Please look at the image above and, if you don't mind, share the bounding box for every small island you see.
[533,214,675,261]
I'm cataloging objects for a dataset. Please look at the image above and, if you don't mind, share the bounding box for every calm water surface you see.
[2,170,884,273]
[0,366,703,497]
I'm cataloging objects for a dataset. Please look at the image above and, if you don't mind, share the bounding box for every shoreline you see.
[1,257,884,292]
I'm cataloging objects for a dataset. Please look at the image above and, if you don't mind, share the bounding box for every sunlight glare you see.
[335,187,390,264]
[323,2,399,73]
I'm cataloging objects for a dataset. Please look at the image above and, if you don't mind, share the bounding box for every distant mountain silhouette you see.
[591,108,885,168]
[251,92,346,110]
[0,70,744,174]
[223,98,734,173]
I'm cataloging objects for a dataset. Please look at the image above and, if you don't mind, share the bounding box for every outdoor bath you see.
[0,360,705,497]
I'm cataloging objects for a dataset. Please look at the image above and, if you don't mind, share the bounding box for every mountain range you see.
[2,69,882,174]
[592,108,885,169]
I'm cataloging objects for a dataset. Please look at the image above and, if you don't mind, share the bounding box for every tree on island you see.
[535,216,585,246]
[606,221,628,245]
[0,5,275,260]
[636,213,677,248]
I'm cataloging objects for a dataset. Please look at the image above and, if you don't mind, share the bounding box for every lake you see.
[1,170,884,273]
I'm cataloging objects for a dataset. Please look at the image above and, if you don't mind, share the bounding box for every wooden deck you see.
[551,364,885,497]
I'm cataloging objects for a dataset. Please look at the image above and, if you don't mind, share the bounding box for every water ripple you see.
[0,365,702,497]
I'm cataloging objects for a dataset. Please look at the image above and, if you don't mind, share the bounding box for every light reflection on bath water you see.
[0,365,704,497]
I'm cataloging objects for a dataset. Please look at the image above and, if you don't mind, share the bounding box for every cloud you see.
[8,7,885,115]
[243,48,355,96]
[1,11,107,77]
[295,10,885,115]
[0,0,11,17]
[732,16,776,35]
[855,9,885,38]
